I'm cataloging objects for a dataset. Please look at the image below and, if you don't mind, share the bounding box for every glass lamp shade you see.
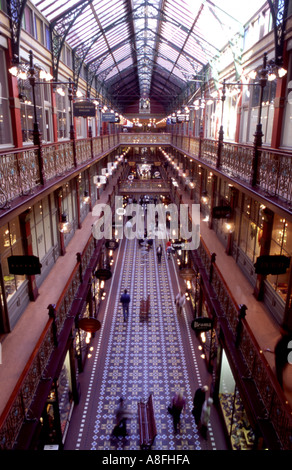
[58,214,72,233]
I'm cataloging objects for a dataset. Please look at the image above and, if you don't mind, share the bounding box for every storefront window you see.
[0,49,13,146]
[30,196,57,262]
[248,80,276,144]
[56,88,69,139]
[282,53,292,147]
[267,215,292,301]
[0,217,25,302]
[219,350,255,450]
[239,196,263,262]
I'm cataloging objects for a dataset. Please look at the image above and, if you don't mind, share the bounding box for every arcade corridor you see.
[64,233,228,450]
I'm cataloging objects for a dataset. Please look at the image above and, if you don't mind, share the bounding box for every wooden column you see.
[6,41,23,148]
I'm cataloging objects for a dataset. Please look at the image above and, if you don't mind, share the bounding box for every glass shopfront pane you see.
[36,222,46,260]
[219,350,255,450]
[0,49,12,145]
[267,216,292,301]
[282,78,292,146]
[0,218,25,301]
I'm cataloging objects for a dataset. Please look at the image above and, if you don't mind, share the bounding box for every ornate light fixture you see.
[83,190,90,204]
[58,213,72,233]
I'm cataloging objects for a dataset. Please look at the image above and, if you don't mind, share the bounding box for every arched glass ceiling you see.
[31,0,268,113]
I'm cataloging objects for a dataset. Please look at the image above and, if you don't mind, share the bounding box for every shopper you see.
[200,398,213,439]
[120,289,131,322]
[168,391,186,433]
[156,244,162,263]
[192,385,208,425]
[112,397,132,437]
[175,291,186,315]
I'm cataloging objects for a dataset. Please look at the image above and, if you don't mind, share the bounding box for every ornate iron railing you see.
[172,134,292,205]
[195,238,292,450]
[0,233,98,450]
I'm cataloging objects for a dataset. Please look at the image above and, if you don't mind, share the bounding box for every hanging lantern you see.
[58,213,72,233]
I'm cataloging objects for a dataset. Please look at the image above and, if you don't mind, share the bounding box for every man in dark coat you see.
[120,289,131,322]
[192,385,208,425]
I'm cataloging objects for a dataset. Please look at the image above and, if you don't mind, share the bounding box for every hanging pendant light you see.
[58,213,72,233]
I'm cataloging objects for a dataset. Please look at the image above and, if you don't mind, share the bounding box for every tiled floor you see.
[64,235,229,450]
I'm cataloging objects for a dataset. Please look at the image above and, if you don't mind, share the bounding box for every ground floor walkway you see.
[64,234,229,450]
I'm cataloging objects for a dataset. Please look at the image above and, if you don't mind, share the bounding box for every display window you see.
[238,196,263,262]
[30,195,58,262]
[218,350,255,450]
[56,86,70,140]
[39,351,75,448]
[0,49,13,147]
[0,217,25,302]
[267,215,292,301]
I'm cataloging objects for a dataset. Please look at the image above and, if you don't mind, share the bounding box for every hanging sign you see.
[95,268,112,280]
[8,255,42,275]
[191,317,213,332]
[254,255,291,275]
[73,101,96,117]
[212,205,232,219]
[102,112,115,122]
[105,240,119,250]
[78,317,101,333]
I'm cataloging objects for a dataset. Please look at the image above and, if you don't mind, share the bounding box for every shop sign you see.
[73,101,96,117]
[105,240,119,250]
[172,240,186,250]
[78,317,101,333]
[212,205,232,219]
[95,268,112,280]
[8,255,42,275]
[254,255,291,275]
[192,317,213,332]
[102,112,116,122]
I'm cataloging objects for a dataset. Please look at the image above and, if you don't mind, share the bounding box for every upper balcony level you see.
[0,132,291,223]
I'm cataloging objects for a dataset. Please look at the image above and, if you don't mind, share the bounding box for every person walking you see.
[192,385,208,425]
[200,398,213,439]
[156,244,162,263]
[166,240,172,259]
[120,289,131,322]
[175,291,186,315]
[112,397,133,437]
[168,391,186,433]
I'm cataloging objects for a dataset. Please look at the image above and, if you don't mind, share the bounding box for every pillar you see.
[6,54,23,148]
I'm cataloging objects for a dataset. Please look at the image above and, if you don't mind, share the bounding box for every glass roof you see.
[31,0,268,113]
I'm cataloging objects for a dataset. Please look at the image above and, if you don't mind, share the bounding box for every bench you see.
[137,394,157,450]
[140,294,150,321]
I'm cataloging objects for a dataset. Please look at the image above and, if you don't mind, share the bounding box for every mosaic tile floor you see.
[64,237,225,450]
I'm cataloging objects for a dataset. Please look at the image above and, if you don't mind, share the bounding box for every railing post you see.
[69,79,77,168]
[251,53,267,187]
[235,304,247,348]
[209,252,216,284]
[76,252,83,283]
[48,303,58,347]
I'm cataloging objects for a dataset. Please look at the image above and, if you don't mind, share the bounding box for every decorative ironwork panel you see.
[201,139,217,166]
[189,137,199,156]
[119,133,171,145]
[0,393,25,450]
[76,139,91,165]
[92,137,102,156]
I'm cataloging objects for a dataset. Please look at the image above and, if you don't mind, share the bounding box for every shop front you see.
[217,349,256,450]
[38,348,79,449]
